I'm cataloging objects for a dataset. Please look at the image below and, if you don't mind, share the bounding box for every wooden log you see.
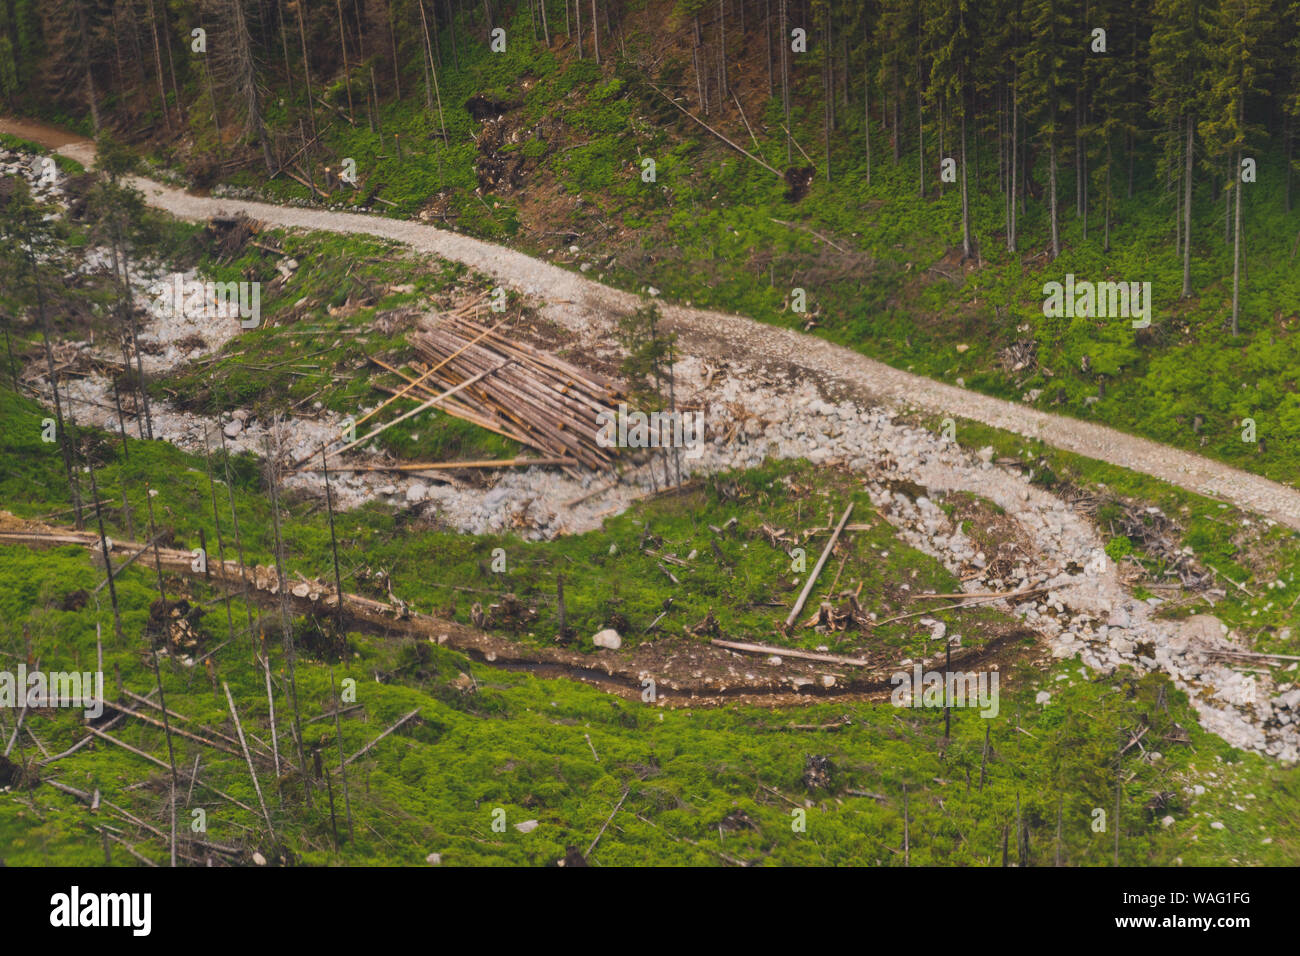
[222,682,276,840]
[786,503,853,627]
[297,361,510,469]
[646,80,782,177]
[302,457,578,473]
[344,708,420,766]
[710,638,871,667]
[357,316,507,427]
[873,587,1047,626]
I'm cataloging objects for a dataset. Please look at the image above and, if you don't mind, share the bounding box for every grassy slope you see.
[2,355,1300,865]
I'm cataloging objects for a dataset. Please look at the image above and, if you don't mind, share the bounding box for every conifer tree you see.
[1151,0,1215,295]
[1200,0,1275,335]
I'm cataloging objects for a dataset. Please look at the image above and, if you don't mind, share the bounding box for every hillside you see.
[4,0,1298,481]
[0,0,1299,877]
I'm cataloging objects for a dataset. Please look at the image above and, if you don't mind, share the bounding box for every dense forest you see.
[4,0,1297,299]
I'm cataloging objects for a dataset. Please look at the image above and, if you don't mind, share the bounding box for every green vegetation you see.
[3,356,1300,865]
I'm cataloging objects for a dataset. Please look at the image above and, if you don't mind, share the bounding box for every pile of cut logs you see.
[404,315,625,475]
[297,301,629,476]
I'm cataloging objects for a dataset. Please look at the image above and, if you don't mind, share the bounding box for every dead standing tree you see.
[204,0,276,173]
[263,419,312,804]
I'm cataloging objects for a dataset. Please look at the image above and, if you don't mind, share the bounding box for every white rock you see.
[406,482,427,503]
[1035,691,1051,705]
[223,420,242,438]
[514,819,539,833]
[592,628,622,650]
[426,852,442,865]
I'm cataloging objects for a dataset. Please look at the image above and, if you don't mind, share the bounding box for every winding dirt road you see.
[9,117,1300,531]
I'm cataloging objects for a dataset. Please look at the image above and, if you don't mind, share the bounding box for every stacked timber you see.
[405,315,626,475]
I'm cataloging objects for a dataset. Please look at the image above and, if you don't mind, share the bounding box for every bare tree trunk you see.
[264,429,312,803]
[780,0,790,163]
[417,1,448,140]
[228,0,275,172]
[388,0,403,95]
[766,0,773,95]
[1225,157,1232,244]
[916,64,924,198]
[1182,113,1194,297]
[145,0,171,130]
[277,0,295,98]
[1231,149,1243,336]
[213,426,255,659]
[1049,133,1060,259]
[71,0,101,132]
[143,480,182,867]
[864,54,871,185]
[30,245,83,529]
[960,108,971,259]
[296,0,318,141]
[85,451,124,643]
[1103,139,1112,253]
[692,18,706,114]
[336,0,355,115]
[823,11,831,181]
[716,0,725,102]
